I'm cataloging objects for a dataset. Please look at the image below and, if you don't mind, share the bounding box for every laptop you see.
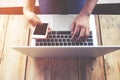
[12,14,120,57]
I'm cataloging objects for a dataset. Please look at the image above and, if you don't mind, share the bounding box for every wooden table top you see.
[0,15,120,80]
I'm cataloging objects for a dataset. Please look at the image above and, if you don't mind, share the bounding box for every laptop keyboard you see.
[35,31,93,46]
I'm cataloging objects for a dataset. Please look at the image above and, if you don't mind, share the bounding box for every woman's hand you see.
[24,11,43,27]
[71,14,90,42]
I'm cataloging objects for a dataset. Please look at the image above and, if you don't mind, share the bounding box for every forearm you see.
[23,0,42,26]
[23,0,36,14]
[79,0,98,16]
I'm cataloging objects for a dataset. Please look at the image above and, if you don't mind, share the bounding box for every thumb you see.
[32,15,43,26]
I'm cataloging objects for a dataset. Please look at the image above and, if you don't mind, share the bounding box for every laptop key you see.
[68,43,72,46]
[43,39,46,42]
[60,43,63,46]
[65,35,68,38]
[69,35,71,38]
[72,43,76,46]
[84,42,87,46]
[89,35,92,38]
[53,35,56,38]
[51,39,54,42]
[87,38,93,42]
[80,42,83,46]
[63,39,66,42]
[55,39,58,42]
[56,43,59,46]
[64,43,67,46]
[52,43,55,46]
[48,43,51,46]
[76,43,79,46]
[36,42,39,46]
[57,31,71,34]
[51,31,56,34]
[67,39,70,42]
[88,43,93,46]
[61,35,64,38]
[57,35,60,38]
[48,35,52,38]
[47,39,50,42]
[44,43,47,46]
[36,39,42,42]
[40,43,44,46]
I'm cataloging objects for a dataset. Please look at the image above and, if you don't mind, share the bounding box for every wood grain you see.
[78,57,105,80]
[99,15,120,45]
[26,18,52,80]
[26,58,52,80]
[95,15,102,45]
[0,15,8,59]
[26,58,78,80]
[0,15,29,80]
[99,15,120,80]
[52,58,78,80]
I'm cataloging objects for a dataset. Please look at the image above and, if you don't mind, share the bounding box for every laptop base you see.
[12,46,120,58]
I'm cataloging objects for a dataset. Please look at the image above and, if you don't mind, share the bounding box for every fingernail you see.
[71,32,73,35]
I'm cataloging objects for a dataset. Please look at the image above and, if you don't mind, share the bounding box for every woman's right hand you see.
[24,11,43,27]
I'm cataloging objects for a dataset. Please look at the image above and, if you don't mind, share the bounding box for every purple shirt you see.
[38,0,86,14]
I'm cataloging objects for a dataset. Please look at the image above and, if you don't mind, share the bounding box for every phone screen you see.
[33,23,48,35]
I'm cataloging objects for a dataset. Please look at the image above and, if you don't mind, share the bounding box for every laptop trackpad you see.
[53,15,76,31]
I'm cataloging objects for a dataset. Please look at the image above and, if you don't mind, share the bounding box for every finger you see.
[72,25,80,41]
[29,19,41,27]
[70,22,75,35]
[29,14,42,27]
[84,27,90,41]
[30,24,35,31]
[33,16,43,26]
[47,22,51,33]
[48,27,51,33]
[29,19,36,27]
[76,28,85,42]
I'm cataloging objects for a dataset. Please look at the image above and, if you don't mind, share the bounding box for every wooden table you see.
[0,15,120,80]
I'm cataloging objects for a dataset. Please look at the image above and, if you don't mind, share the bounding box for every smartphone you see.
[32,23,48,39]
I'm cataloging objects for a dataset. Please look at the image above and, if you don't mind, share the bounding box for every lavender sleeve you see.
[38,0,86,14]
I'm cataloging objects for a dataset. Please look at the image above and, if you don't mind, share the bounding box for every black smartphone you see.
[32,23,48,38]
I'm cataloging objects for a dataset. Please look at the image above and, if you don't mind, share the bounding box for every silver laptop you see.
[12,14,120,57]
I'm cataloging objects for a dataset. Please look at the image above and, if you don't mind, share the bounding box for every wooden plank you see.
[100,15,120,45]
[99,15,120,80]
[95,15,102,45]
[0,7,40,14]
[26,20,52,80]
[52,58,78,80]
[26,58,52,80]
[0,15,8,59]
[0,15,29,80]
[78,57,105,80]
[78,16,105,80]
[26,58,78,80]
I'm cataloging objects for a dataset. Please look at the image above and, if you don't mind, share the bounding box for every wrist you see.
[23,10,35,19]
[23,8,34,15]
[78,10,90,18]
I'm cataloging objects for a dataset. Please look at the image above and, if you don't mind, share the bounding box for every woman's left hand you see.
[71,14,90,42]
